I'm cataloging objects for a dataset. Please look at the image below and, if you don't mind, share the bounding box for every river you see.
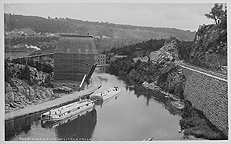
[5,72,186,141]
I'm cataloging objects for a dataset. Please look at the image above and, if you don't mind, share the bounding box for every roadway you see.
[176,61,227,82]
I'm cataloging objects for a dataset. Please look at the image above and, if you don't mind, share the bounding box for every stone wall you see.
[182,67,228,136]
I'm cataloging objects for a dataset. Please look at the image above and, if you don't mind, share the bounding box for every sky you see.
[3,2,220,31]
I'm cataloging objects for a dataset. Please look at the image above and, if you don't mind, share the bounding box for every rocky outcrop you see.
[146,37,185,99]
[5,78,58,113]
[133,56,148,63]
[109,36,227,139]
[149,37,178,64]
[5,63,56,113]
[6,62,53,86]
[190,21,227,71]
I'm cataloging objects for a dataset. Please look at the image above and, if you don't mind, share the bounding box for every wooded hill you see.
[4,13,196,41]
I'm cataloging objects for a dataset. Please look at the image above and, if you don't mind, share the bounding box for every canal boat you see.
[90,86,121,101]
[41,99,95,123]
[41,107,95,128]
[171,101,185,109]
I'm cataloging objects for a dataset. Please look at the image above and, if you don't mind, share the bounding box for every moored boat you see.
[41,107,95,128]
[90,86,121,101]
[41,99,95,123]
[171,101,185,109]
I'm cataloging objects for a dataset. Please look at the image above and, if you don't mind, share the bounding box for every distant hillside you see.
[4,13,196,41]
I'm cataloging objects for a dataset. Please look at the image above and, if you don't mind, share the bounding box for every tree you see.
[205,3,225,24]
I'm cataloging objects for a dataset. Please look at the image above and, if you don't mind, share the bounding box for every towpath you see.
[5,73,102,121]
[176,61,227,82]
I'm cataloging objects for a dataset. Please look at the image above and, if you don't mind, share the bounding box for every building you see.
[54,34,98,83]
[97,54,106,65]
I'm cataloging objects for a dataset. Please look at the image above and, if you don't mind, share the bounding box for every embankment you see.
[5,74,101,121]
[108,37,227,139]
[182,66,228,137]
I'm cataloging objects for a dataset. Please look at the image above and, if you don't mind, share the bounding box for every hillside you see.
[4,13,196,41]
[108,37,227,139]
[189,21,227,70]
[5,58,55,113]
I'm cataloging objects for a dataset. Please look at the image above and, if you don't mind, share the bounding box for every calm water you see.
[5,72,185,141]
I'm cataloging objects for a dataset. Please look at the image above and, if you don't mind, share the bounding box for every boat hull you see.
[41,107,95,128]
[90,87,121,102]
[41,99,95,123]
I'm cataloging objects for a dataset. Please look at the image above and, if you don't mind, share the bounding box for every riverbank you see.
[107,37,227,140]
[5,73,102,121]
[142,81,227,140]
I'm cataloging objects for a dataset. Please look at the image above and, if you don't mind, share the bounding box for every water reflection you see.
[5,108,97,141]
[125,85,135,92]
[123,78,181,116]
[94,95,119,107]
[55,109,97,141]
[5,72,184,141]
[5,113,41,141]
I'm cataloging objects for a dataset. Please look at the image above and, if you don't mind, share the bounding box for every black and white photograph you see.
[2,0,229,142]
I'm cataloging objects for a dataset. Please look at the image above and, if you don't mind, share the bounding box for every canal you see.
[5,72,185,141]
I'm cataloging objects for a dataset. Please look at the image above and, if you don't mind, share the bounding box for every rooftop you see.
[55,34,97,54]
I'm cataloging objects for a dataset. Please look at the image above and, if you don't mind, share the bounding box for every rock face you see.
[190,21,227,70]
[108,36,227,139]
[133,56,148,63]
[5,63,56,113]
[149,38,179,64]
[145,37,185,99]
[127,37,186,98]
[5,79,56,113]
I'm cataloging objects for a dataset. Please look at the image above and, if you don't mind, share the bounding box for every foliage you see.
[17,64,31,83]
[11,57,54,74]
[205,3,226,24]
[109,38,165,57]
[5,36,58,52]
[4,13,196,41]
[176,40,194,62]
[180,101,227,140]
[186,3,227,71]
[109,57,159,84]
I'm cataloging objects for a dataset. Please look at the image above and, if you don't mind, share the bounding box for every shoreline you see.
[5,74,101,122]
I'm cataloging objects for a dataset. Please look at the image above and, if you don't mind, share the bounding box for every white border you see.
[0,0,230,144]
